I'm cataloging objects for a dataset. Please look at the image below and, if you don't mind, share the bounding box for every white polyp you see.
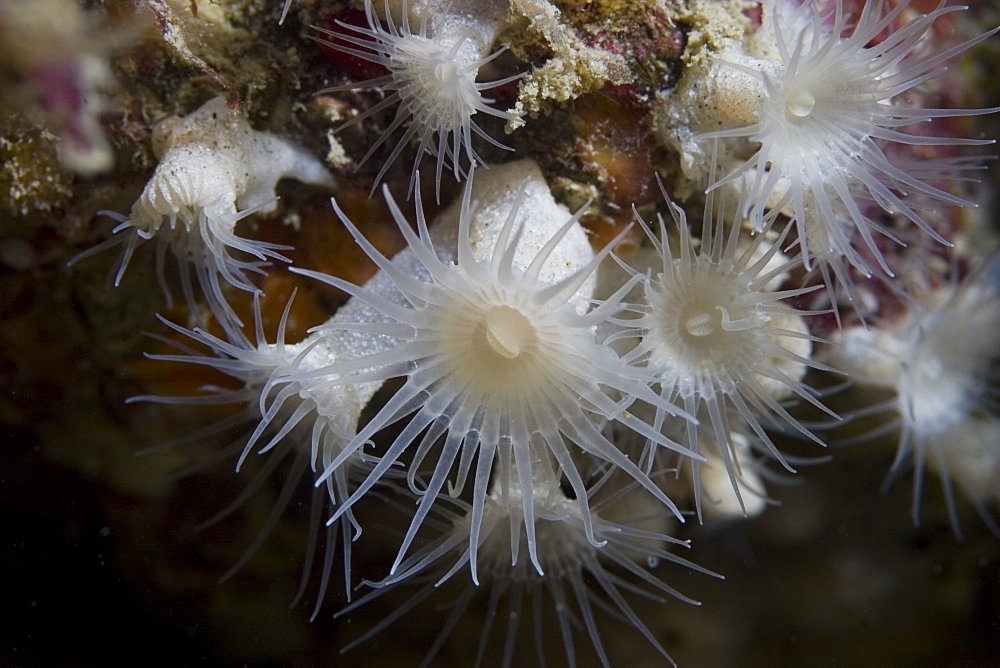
[829,257,1000,536]
[649,0,804,194]
[400,0,510,54]
[312,0,520,195]
[927,416,1000,512]
[612,185,833,520]
[828,324,905,383]
[692,429,769,521]
[265,159,592,472]
[757,310,812,401]
[699,0,998,278]
[69,96,333,322]
[430,159,597,301]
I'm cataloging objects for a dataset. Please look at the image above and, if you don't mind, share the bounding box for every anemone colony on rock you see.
[4,0,1000,665]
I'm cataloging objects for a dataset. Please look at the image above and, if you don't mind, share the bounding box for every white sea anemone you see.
[336,466,719,667]
[312,0,520,196]
[832,255,1000,536]
[129,208,470,607]
[69,96,333,324]
[703,0,998,277]
[130,293,370,616]
[291,163,698,577]
[610,184,836,518]
[130,196,489,611]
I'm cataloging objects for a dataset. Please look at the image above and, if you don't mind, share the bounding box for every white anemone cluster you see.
[73,0,1000,664]
[142,161,720,663]
[292,161,697,576]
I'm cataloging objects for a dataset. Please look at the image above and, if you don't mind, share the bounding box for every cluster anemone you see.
[68,96,334,323]
[292,163,698,576]
[610,182,836,517]
[312,0,521,196]
[704,0,999,283]
[54,0,1000,663]
[128,161,705,626]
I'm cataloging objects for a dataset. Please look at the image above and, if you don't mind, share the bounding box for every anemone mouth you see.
[785,90,816,119]
[648,265,766,372]
[476,305,537,360]
[436,298,556,399]
[393,34,479,117]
